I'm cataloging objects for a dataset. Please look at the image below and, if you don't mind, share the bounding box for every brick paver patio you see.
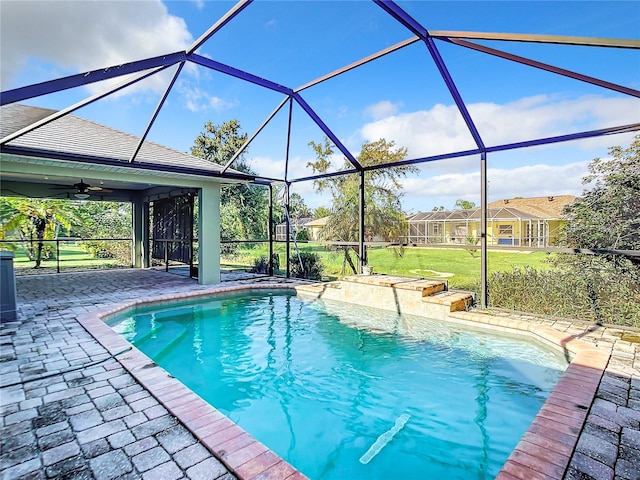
[1,268,638,479]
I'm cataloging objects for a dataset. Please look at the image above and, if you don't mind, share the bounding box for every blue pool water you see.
[107,290,567,479]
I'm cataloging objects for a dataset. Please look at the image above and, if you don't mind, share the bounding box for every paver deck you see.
[1,269,639,480]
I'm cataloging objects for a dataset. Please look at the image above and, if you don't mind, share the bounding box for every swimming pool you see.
[107,290,568,479]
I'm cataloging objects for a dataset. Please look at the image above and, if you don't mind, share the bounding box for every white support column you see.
[143,202,150,267]
[132,197,144,268]
[198,184,221,285]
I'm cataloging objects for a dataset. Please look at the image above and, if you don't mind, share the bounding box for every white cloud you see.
[402,161,589,211]
[0,1,241,111]
[364,100,402,120]
[246,154,331,207]
[359,95,640,160]
[1,0,193,93]
[248,154,316,181]
[180,85,237,112]
[245,155,591,212]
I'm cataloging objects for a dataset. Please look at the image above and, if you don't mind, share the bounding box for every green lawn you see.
[223,242,552,290]
[10,240,551,290]
[11,242,130,272]
[367,247,552,289]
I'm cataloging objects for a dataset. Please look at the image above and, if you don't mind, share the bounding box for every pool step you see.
[296,274,474,317]
[134,324,188,361]
[422,291,474,312]
[393,279,447,297]
[295,281,342,296]
[343,275,448,297]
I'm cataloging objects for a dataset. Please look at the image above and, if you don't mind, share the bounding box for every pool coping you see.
[77,282,610,480]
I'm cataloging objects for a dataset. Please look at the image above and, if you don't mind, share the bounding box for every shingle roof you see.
[408,206,544,222]
[1,104,239,177]
[304,216,329,227]
[488,195,576,218]
[408,196,576,222]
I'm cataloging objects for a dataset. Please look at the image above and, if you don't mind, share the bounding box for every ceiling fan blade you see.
[86,186,113,193]
[36,181,114,194]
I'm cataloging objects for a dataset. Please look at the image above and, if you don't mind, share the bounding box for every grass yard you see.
[367,247,552,290]
[223,242,552,290]
[10,240,552,291]
[11,242,130,273]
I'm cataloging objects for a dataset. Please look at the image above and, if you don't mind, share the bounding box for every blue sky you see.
[2,0,639,211]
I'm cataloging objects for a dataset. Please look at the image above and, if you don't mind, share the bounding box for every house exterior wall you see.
[307,225,323,241]
[491,220,521,246]
[407,197,575,247]
[407,217,567,248]
[547,219,564,246]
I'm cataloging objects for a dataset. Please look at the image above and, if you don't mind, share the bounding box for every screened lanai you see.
[407,206,561,248]
[1,0,639,307]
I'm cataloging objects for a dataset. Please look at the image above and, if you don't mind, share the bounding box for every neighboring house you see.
[276,216,391,242]
[406,196,576,247]
[275,217,314,241]
[304,216,329,241]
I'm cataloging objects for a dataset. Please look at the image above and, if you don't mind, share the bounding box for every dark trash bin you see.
[1,251,18,322]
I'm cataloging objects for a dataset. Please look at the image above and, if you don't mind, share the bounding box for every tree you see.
[0,198,81,267]
[313,206,331,219]
[288,193,312,220]
[563,134,640,253]
[190,120,269,248]
[74,202,131,239]
[557,134,640,321]
[307,137,417,273]
[74,202,132,262]
[191,120,247,166]
[455,199,476,210]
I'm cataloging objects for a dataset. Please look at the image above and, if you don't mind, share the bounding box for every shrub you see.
[289,251,324,280]
[252,253,280,274]
[81,241,130,264]
[296,229,310,241]
[252,255,268,273]
[465,236,479,259]
[487,265,640,327]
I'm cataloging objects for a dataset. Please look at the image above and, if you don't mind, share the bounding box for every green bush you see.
[289,251,324,280]
[252,253,280,274]
[487,265,640,327]
[296,229,310,241]
[81,241,130,264]
[252,255,268,273]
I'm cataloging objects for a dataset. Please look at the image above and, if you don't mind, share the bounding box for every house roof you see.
[304,216,329,227]
[276,217,314,228]
[0,104,243,180]
[409,196,577,222]
[408,206,546,222]
[488,195,576,218]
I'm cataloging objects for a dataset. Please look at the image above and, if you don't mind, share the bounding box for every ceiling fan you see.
[53,179,113,199]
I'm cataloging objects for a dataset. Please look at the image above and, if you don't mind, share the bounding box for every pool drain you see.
[359,414,411,464]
